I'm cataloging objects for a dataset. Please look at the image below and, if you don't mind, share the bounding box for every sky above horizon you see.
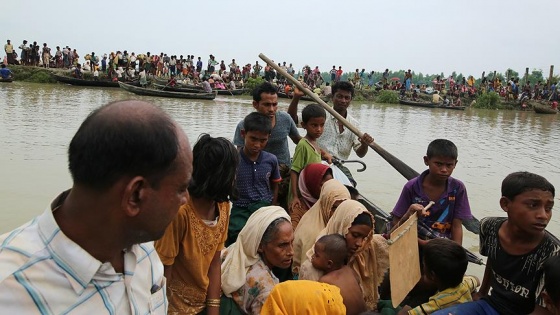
[3,0,559,77]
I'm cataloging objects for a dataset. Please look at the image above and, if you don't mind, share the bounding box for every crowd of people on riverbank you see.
[1,76,559,314]
[5,37,559,106]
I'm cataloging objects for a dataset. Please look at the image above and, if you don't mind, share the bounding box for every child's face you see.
[423,155,457,181]
[500,189,553,237]
[301,116,325,140]
[311,243,330,271]
[345,224,372,257]
[241,130,269,156]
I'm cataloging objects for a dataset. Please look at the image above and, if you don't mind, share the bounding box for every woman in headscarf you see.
[261,280,346,315]
[292,179,350,276]
[291,163,333,229]
[300,200,389,311]
[221,206,293,315]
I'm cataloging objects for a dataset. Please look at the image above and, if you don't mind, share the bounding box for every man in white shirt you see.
[0,100,193,315]
[288,81,374,185]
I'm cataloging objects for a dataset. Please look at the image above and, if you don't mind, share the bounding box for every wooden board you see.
[389,213,421,307]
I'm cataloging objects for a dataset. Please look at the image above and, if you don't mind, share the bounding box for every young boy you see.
[289,103,329,212]
[542,256,560,315]
[391,139,472,245]
[226,112,281,246]
[432,172,559,315]
[312,234,367,315]
[398,238,479,315]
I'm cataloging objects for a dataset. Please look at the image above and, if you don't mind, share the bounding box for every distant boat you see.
[119,82,217,100]
[277,91,329,102]
[533,105,558,114]
[52,73,139,88]
[0,77,13,83]
[399,99,466,110]
[152,83,245,95]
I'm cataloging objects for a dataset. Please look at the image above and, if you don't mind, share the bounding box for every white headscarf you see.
[221,206,291,296]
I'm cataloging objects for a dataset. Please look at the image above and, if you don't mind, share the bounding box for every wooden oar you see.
[259,53,481,234]
[259,53,418,180]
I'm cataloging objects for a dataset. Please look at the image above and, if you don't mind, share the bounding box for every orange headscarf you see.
[262,280,346,315]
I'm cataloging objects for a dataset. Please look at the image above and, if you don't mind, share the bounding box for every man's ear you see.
[423,156,429,166]
[122,176,147,217]
[499,196,510,213]
[241,129,246,139]
[252,101,259,110]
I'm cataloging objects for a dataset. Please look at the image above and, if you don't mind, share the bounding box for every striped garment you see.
[0,197,167,315]
[408,276,479,315]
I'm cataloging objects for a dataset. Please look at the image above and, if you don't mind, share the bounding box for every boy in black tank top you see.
[432,171,559,315]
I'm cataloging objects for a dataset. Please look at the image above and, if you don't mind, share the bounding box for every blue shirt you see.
[233,111,300,166]
[234,149,281,208]
[0,68,11,79]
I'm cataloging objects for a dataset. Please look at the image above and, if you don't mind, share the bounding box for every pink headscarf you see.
[298,163,331,209]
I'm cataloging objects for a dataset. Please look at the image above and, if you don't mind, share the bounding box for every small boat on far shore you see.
[152,83,245,95]
[52,73,139,88]
[533,105,558,114]
[119,82,217,100]
[399,99,466,110]
[0,78,13,83]
[277,91,329,102]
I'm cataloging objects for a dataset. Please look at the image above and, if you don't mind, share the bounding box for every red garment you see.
[299,163,331,209]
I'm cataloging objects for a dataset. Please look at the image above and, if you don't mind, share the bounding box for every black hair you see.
[243,112,272,134]
[332,81,355,97]
[501,171,555,200]
[68,102,179,191]
[543,255,560,304]
[426,139,458,159]
[423,238,467,288]
[252,82,277,102]
[188,134,239,202]
[260,217,290,246]
[316,234,348,266]
[301,103,326,124]
[352,212,373,228]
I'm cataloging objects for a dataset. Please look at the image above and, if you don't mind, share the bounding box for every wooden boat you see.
[152,83,245,95]
[277,91,329,102]
[53,73,140,88]
[399,99,437,108]
[533,105,558,114]
[0,78,13,83]
[119,82,217,100]
[399,99,466,110]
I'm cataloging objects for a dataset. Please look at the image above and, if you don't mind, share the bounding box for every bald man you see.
[0,100,193,314]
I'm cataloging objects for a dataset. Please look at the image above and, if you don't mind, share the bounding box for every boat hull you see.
[119,82,217,100]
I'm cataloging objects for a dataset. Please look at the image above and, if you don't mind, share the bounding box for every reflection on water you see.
[1,83,559,256]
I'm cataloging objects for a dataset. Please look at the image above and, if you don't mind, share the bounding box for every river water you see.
[1,82,559,274]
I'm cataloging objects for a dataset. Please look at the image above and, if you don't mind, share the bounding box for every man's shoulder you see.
[0,220,48,281]
[275,111,295,124]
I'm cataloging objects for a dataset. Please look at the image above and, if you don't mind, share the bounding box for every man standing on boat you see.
[0,100,193,314]
[288,81,374,186]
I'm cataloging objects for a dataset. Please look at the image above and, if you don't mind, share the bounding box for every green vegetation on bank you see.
[376,90,399,104]
[10,65,57,83]
[473,92,501,109]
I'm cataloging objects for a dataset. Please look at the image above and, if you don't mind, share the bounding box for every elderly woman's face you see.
[259,221,294,269]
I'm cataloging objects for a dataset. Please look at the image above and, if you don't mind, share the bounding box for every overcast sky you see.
[3,0,559,77]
